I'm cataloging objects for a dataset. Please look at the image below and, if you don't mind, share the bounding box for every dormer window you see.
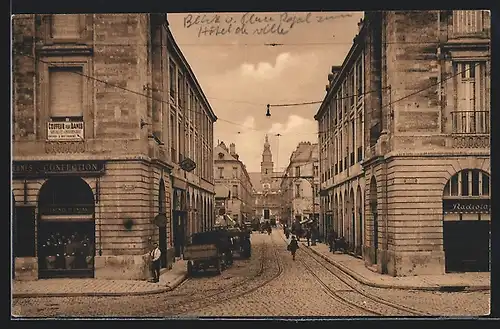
[218,152,224,159]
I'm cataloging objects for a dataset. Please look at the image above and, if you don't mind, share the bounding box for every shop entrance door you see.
[442,170,491,273]
[37,176,96,279]
[173,211,186,258]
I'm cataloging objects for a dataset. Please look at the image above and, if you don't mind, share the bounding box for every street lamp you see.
[266,104,271,117]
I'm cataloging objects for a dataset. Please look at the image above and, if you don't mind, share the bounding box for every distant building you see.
[12,14,217,281]
[248,135,282,223]
[279,142,320,227]
[315,10,490,276]
[213,141,254,224]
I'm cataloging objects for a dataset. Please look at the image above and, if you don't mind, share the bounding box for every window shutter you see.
[49,68,83,117]
[52,14,80,39]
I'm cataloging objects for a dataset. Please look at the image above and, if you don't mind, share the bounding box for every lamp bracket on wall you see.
[140,119,151,129]
[148,132,164,145]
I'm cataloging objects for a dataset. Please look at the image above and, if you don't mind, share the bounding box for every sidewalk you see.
[302,241,490,292]
[12,260,188,298]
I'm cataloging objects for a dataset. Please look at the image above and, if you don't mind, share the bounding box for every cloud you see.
[240,52,294,79]
[165,12,364,173]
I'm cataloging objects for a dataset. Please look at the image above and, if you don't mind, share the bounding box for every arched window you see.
[443,169,490,198]
[443,169,490,222]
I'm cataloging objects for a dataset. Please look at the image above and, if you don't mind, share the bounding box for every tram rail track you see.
[298,241,431,316]
[154,233,284,316]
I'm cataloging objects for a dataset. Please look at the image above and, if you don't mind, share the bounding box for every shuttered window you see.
[49,67,83,118]
[52,14,81,39]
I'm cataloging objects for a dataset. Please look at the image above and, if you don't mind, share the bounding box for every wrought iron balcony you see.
[451,111,490,135]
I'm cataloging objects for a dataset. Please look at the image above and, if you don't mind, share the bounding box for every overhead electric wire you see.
[13,52,486,138]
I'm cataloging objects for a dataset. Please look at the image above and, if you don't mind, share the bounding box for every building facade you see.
[249,135,282,223]
[279,142,320,227]
[315,10,490,276]
[12,14,217,281]
[213,141,254,224]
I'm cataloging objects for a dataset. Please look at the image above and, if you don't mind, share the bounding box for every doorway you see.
[37,176,95,279]
[173,211,186,258]
[443,169,491,272]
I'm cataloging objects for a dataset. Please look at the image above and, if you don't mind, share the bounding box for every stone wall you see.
[12,15,36,140]
[93,14,148,140]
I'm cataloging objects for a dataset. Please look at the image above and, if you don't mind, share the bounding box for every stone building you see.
[248,135,282,224]
[213,141,254,224]
[12,13,217,281]
[315,10,490,276]
[279,142,320,227]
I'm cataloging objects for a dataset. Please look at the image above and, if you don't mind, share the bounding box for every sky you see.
[168,12,364,173]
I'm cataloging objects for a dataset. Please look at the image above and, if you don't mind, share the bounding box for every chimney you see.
[327,65,343,89]
[229,143,236,155]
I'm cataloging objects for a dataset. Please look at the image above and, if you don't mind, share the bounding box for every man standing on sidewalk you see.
[150,243,161,283]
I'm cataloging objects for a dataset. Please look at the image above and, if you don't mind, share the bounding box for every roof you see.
[165,18,217,122]
[289,142,319,163]
[214,143,238,162]
[314,14,371,121]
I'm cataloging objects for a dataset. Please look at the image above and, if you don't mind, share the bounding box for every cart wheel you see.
[216,259,222,274]
[187,261,193,277]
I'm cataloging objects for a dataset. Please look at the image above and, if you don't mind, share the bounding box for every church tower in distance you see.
[260,134,274,187]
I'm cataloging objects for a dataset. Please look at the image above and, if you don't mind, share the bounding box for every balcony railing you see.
[452,10,490,36]
[451,111,490,134]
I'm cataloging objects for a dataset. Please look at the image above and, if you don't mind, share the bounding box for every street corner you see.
[163,273,188,291]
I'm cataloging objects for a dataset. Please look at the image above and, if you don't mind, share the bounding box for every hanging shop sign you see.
[443,199,490,214]
[47,121,84,141]
[12,160,106,178]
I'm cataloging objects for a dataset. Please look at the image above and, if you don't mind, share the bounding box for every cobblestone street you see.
[12,230,490,318]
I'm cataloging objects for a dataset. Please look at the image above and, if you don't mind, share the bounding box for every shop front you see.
[442,169,491,273]
[13,160,105,280]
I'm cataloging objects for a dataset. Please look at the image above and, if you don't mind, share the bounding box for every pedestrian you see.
[149,242,161,282]
[328,229,335,253]
[305,228,311,246]
[287,236,300,261]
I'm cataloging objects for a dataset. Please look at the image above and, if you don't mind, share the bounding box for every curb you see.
[12,274,188,298]
[303,243,490,292]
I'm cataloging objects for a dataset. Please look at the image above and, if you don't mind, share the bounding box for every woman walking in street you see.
[287,236,299,261]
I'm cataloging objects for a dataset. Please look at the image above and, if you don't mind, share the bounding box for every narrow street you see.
[12,230,489,318]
